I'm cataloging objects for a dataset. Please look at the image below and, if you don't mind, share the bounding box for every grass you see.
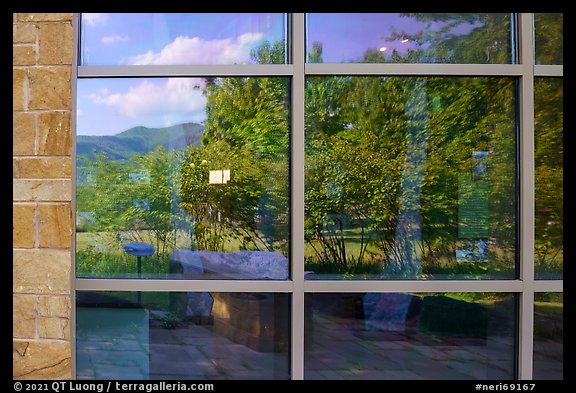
[76,226,556,280]
[304,230,517,278]
[534,301,563,316]
[76,227,288,277]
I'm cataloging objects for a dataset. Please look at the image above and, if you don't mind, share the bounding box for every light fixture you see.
[379,47,387,52]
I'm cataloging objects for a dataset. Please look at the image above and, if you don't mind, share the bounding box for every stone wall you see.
[13,13,74,379]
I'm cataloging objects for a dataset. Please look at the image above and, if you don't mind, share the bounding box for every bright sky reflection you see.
[78,13,501,136]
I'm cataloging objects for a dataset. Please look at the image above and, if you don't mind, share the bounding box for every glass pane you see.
[534,78,563,279]
[306,13,514,64]
[534,13,563,65]
[76,291,290,380]
[80,13,286,65]
[304,76,517,280]
[76,77,290,279]
[305,293,516,380]
[533,293,563,380]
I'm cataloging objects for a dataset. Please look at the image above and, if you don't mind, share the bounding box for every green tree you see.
[534,77,563,276]
[304,41,517,277]
[179,41,290,254]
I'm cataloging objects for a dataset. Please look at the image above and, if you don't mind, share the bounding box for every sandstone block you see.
[38,23,73,65]
[38,295,70,318]
[38,317,70,340]
[13,68,27,112]
[13,179,72,201]
[37,111,71,155]
[38,203,73,249]
[13,23,37,43]
[13,157,72,179]
[17,13,73,22]
[13,45,36,66]
[13,295,37,339]
[13,340,71,380]
[13,249,71,294]
[28,67,71,110]
[13,112,36,156]
[13,203,35,248]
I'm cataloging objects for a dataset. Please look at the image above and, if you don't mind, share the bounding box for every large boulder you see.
[170,250,289,280]
[363,293,416,332]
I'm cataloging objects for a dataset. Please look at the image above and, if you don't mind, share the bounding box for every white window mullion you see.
[305,63,523,76]
[71,12,80,381]
[518,12,536,381]
[290,12,306,381]
[77,64,295,78]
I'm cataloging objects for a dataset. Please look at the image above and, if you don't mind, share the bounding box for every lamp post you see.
[123,242,154,305]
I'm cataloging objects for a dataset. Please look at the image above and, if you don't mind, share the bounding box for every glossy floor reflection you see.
[304,294,516,380]
[305,313,514,380]
[77,316,289,380]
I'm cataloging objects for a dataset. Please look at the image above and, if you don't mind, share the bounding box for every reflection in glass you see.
[533,293,563,380]
[80,13,286,65]
[304,293,516,380]
[76,291,290,380]
[76,77,290,279]
[534,78,563,279]
[534,13,563,65]
[306,13,514,64]
[304,76,517,279]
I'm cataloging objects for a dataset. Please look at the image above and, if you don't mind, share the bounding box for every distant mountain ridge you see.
[77,122,204,161]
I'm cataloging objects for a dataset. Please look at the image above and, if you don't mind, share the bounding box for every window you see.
[534,77,563,279]
[73,13,562,380]
[532,293,563,379]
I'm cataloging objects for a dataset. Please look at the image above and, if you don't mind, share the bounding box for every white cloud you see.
[82,13,108,27]
[101,35,130,45]
[128,32,264,65]
[86,79,206,123]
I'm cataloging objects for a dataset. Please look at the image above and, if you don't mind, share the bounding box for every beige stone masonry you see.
[13,68,27,112]
[13,23,37,43]
[13,249,72,294]
[39,23,73,65]
[38,295,71,318]
[13,341,71,380]
[38,112,72,155]
[28,67,72,110]
[13,113,36,155]
[38,317,70,340]
[13,204,35,248]
[13,295,37,339]
[13,45,36,66]
[38,203,73,249]
[17,13,73,22]
[13,12,74,379]
[13,157,72,179]
[13,179,72,202]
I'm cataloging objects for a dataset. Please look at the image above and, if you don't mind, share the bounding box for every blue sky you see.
[77,13,484,136]
[80,13,286,65]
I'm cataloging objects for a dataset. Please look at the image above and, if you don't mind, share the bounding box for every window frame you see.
[71,13,563,380]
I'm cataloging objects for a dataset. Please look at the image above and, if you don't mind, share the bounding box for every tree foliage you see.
[76,15,562,278]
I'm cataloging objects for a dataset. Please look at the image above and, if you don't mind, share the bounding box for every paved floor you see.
[305,313,514,380]
[76,306,561,380]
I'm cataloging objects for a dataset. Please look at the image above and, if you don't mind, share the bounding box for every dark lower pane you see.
[76,291,290,380]
[534,77,563,279]
[305,76,517,280]
[76,77,290,279]
[306,13,513,64]
[304,293,516,380]
[533,293,563,380]
[534,13,563,65]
